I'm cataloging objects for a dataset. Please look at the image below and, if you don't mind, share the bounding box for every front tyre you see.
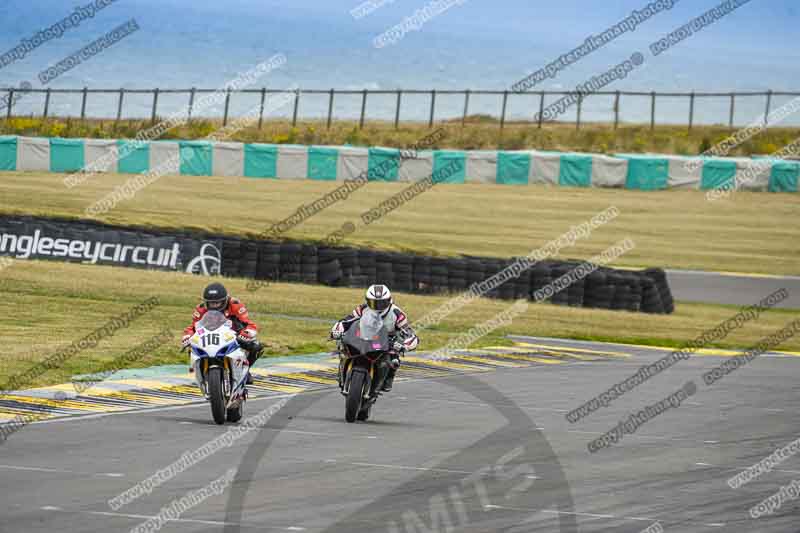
[345,370,367,423]
[207,366,226,425]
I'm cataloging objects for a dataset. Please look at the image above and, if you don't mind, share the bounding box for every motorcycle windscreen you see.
[359,308,384,339]
[197,310,228,331]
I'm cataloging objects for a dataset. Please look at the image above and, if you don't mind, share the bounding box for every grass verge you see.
[0,260,797,390]
[2,116,799,155]
[1,172,798,275]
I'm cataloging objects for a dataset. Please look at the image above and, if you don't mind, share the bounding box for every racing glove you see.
[181,334,192,348]
[330,322,344,340]
[237,328,257,344]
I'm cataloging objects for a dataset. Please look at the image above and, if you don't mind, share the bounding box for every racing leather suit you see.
[332,303,419,389]
[184,298,262,367]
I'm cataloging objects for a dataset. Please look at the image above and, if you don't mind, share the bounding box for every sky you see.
[0,0,797,122]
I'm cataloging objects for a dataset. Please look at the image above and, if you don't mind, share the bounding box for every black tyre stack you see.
[375,252,396,288]
[430,257,449,293]
[413,256,433,293]
[393,254,414,293]
[583,270,613,310]
[530,263,553,303]
[257,242,281,281]
[549,263,571,306]
[216,238,674,315]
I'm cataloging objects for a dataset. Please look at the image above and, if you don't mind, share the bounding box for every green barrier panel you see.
[432,150,466,184]
[700,160,736,191]
[496,152,530,185]
[308,147,338,181]
[559,154,592,187]
[179,141,213,176]
[0,136,17,171]
[367,147,400,181]
[624,156,669,190]
[117,140,149,174]
[244,144,278,178]
[769,161,800,193]
[49,138,84,172]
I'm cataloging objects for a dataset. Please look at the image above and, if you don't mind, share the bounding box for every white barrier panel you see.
[17,136,50,172]
[666,156,702,189]
[149,141,180,175]
[735,158,771,191]
[398,151,434,182]
[276,145,308,179]
[212,142,245,177]
[337,146,369,181]
[591,154,627,188]
[530,152,560,185]
[84,139,117,173]
[466,151,497,184]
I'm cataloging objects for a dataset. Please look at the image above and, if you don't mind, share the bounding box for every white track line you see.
[41,507,303,529]
[0,464,124,477]
[695,462,800,476]
[323,459,472,474]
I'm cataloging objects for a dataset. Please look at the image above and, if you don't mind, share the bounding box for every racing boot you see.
[382,357,400,392]
[245,342,263,385]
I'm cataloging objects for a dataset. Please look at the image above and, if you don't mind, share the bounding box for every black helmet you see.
[203,282,229,311]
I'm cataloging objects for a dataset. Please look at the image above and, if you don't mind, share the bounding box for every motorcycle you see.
[335,308,395,423]
[186,310,249,424]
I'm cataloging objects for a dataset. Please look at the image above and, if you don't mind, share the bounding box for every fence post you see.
[258,88,266,130]
[359,89,367,129]
[764,90,773,127]
[729,93,735,129]
[462,89,470,127]
[188,87,196,123]
[81,86,88,120]
[291,88,300,127]
[614,91,620,130]
[150,88,159,124]
[650,91,656,131]
[43,88,51,119]
[6,88,13,119]
[223,88,231,127]
[688,91,695,132]
[500,90,508,131]
[537,91,545,128]
[116,89,124,124]
[428,90,436,128]
[394,90,402,129]
[576,93,583,130]
[327,88,334,129]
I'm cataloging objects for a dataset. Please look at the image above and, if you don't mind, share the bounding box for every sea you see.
[0,0,798,126]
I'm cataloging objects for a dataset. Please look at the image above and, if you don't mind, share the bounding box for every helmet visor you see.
[367,297,391,312]
[205,297,227,311]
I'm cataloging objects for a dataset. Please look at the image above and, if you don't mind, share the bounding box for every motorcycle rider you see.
[182,282,262,384]
[330,284,419,392]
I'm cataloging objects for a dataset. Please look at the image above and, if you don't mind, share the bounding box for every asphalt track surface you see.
[667,270,800,309]
[2,337,799,532]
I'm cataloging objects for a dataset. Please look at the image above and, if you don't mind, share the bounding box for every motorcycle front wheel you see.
[207,366,227,425]
[345,369,367,423]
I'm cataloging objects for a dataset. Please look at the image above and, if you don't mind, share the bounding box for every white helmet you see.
[365,284,392,315]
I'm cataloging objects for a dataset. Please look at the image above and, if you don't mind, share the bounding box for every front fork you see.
[339,355,389,399]
[194,358,235,400]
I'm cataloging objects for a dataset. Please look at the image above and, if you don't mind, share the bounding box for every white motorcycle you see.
[187,310,249,424]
